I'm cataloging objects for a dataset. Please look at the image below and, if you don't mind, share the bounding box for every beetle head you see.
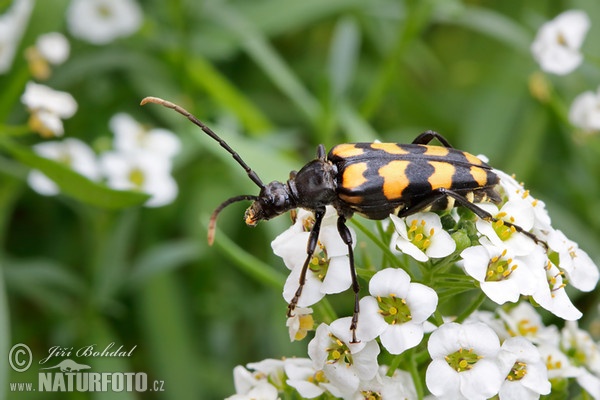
[245,181,295,226]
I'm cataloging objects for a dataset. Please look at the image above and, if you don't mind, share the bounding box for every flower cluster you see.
[27,111,180,207]
[530,9,600,136]
[227,164,599,398]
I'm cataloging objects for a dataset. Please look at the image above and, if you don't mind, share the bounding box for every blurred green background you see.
[2,0,600,399]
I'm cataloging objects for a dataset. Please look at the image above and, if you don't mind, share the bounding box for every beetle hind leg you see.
[337,215,360,344]
[411,130,454,148]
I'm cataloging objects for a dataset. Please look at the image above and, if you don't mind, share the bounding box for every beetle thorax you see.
[289,159,337,209]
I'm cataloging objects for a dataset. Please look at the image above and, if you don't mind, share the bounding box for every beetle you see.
[141,96,542,343]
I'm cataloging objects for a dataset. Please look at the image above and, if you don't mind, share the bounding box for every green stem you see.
[455,291,486,323]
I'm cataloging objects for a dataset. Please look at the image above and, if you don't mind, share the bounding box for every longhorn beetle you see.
[141,96,543,343]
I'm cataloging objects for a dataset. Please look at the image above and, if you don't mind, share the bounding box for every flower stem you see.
[455,291,486,323]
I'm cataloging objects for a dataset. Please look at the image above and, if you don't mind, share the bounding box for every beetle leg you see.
[412,130,454,148]
[316,144,327,160]
[337,215,360,344]
[287,207,326,318]
[398,188,547,248]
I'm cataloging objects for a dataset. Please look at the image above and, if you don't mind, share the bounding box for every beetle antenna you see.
[141,96,265,189]
[208,194,259,245]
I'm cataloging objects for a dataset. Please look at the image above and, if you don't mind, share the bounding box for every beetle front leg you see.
[287,207,326,318]
[337,215,360,344]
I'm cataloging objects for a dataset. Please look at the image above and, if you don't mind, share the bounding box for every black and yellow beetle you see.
[141,96,540,343]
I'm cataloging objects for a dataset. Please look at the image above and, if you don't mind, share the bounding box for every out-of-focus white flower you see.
[497,302,560,346]
[272,207,356,308]
[359,268,438,354]
[569,86,600,134]
[21,82,78,137]
[497,337,551,400]
[308,319,380,397]
[346,366,418,400]
[28,138,100,196]
[286,307,313,342]
[66,0,143,45]
[561,321,600,397]
[0,0,33,74]
[531,10,590,75]
[100,151,178,207]
[109,113,180,159]
[390,212,456,262]
[26,32,71,80]
[426,322,503,400]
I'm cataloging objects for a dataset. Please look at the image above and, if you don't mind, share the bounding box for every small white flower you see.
[389,212,455,262]
[546,229,599,292]
[562,321,600,376]
[36,32,70,65]
[494,169,552,232]
[461,242,545,305]
[28,138,100,196]
[100,151,178,207]
[569,87,600,133]
[284,358,343,399]
[286,307,314,341]
[497,302,560,345]
[109,113,181,159]
[531,10,590,75]
[345,366,417,400]
[0,0,33,74]
[426,322,503,400]
[531,259,583,321]
[475,201,537,256]
[21,82,78,137]
[537,343,581,380]
[497,337,551,400]
[308,319,380,396]
[273,207,356,307]
[359,268,438,354]
[66,0,143,45]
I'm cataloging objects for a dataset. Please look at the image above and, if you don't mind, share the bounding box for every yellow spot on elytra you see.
[331,144,364,158]
[423,146,450,157]
[470,166,488,186]
[379,160,411,200]
[428,161,455,190]
[370,143,409,154]
[342,162,368,190]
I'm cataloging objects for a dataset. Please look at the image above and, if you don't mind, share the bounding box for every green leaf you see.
[0,138,149,209]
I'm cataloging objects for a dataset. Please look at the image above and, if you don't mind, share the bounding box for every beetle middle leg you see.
[337,214,360,344]
[397,188,546,248]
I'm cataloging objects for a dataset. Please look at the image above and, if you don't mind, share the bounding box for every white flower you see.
[284,358,343,399]
[273,207,356,307]
[286,307,314,341]
[36,32,70,65]
[426,322,503,400]
[531,10,590,75]
[561,321,600,382]
[537,343,581,380]
[389,212,455,262]
[546,229,599,292]
[28,138,100,196]
[359,268,438,354]
[497,302,560,345]
[475,201,537,256]
[345,366,417,400]
[569,87,600,133]
[100,151,178,207]
[21,82,78,137]
[0,0,33,74]
[26,32,71,80]
[308,319,380,396]
[461,242,545,305]
[531,259,583,321]
[497,337,551,399]
[66,0,143,45]
[109,113,181,159]
[494,169,552,232]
